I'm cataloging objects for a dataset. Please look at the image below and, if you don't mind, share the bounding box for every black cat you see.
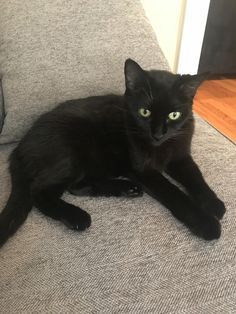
[0,59,225,247]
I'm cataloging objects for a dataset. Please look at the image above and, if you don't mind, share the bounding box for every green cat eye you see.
[139,108,151,118]
[168,111,182,120]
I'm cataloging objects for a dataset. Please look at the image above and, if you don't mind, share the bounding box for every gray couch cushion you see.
[1,116,236,313]
[0,0,168,143]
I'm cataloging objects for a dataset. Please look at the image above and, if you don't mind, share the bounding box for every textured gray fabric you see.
[0,80,4,133]
[0,0,168,143]
[0,116,236,313]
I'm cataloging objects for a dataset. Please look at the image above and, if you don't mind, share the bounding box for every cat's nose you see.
[153,130,165,140]
[153,125,167,141]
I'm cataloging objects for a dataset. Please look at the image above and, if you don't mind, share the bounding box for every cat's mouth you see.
[151,135,168,146]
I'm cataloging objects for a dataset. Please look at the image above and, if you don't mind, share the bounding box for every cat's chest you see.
[82,134,130,177]
[130,141,174,172]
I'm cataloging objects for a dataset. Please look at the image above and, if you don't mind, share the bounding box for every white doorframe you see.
[177,0,211,74]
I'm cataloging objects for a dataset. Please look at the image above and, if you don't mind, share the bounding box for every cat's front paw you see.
[200,197,226,220]
[190,215,221,241]
[61,209,91,231]
[122,183,143,198]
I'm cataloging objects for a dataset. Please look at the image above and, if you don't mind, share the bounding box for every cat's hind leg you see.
[31,167,91,231]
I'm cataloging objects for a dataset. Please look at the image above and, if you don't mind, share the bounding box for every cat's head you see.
[124,59,207,146]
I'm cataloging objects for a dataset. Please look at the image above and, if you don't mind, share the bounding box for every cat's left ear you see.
[178,73,209,99]
[124,59,148,94]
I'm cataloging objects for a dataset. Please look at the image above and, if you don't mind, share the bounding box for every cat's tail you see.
[0,150,33,248]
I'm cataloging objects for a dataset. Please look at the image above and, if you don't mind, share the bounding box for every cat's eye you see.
[139,108,151,118]
[168,111,182,120]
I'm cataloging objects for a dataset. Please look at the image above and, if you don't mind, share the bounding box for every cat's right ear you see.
[124,59,147,94]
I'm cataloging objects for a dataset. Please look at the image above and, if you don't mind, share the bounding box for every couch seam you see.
[0,79,6,134]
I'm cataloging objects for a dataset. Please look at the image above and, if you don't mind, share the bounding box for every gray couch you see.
[0,1,235,313]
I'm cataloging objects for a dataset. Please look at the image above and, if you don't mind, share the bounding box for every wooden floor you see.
[194,79,236,143]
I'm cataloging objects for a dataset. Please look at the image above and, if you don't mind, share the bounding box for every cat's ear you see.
[178,73,209,99]
[124,59,147,93]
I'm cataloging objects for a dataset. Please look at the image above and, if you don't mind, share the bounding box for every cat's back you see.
[22,94,124,142]
[56,94,124,119]
[19,94,125,150]
[15,94,128,177]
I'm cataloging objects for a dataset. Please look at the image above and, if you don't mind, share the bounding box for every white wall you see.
[177,0,210,74]
[141,0,186,72]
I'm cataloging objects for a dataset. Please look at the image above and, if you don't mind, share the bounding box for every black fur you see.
[0,59,225,247]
